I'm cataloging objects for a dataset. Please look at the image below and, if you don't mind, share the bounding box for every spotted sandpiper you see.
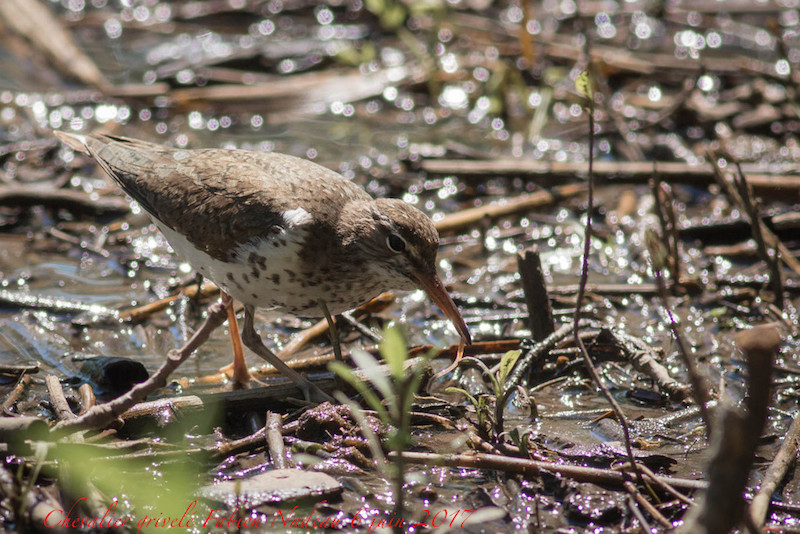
[55,132,471,400]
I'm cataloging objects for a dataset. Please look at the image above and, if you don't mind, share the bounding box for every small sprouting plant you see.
[329,326,434,528]
[447,349,535,441]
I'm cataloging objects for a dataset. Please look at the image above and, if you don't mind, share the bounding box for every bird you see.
[55,131,471,401]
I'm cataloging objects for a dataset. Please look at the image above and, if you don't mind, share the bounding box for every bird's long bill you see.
[415,272,472,345]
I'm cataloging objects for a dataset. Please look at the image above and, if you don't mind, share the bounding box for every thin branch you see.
[573,87,642,486]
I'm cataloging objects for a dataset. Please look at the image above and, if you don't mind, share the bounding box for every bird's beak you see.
[415,271,472,345]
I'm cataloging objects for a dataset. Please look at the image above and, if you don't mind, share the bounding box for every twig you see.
[53,301,230,433]
[750,409,800,527]
[506,323,571,389]
[573,80,642,486]
[434,184,586,234]
[708,153,800,277]
[733,163,784,309]
[0,288,118,319]
[45,375,76,422]
[0,0,110,90]
[117,282,219,322]
[645,234,713,435]
[215,428,266,460]
[617,462,695,507]
[277,292,393,358]
[651,178,681,282]
[318,299,343,363]
[266,412,288,469]
[421,159,800,192]
[626,494,655,533]
[392,451,706,492]
[598,329,692,402]
[623,480,671,528]
[0,186,130,215]
[2,373,32,412]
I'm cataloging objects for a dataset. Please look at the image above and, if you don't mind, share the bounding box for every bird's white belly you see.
[155,222,336,315]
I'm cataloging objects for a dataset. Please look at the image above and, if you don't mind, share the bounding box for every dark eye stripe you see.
[387,234,406,252]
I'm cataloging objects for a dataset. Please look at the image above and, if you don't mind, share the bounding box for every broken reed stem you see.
[652,266,713,437]
[53,301,230,433]
[680,325,779,534]
[517,246,555,341]
[573,96,642,486]
[733,163,784,309]
[266,411,288,470]
[651,177,681,282]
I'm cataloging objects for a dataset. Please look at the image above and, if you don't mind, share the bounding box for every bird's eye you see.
[386,233,407,253]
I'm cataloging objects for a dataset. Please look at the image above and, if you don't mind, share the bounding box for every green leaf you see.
[463,356,501,396]
[575,70,593,100]
[498,349,522,384]
[379,326,407,380]
[329,361,389,422]
[350,348,393,401]
[445,386,478,409]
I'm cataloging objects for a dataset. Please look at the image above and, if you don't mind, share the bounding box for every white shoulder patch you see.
[282,207,313,227]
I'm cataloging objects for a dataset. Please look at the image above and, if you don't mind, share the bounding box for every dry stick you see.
[47,227,110,259]
[0,0,110,90]
[420,159,800,191]
[573,96,642,486]
[750,410,800,527]
[45,375,76,422]
[278,292,393,358]
[626,495,655,533]
[392,451,706,492]
[652,178,681,283]
[517,247,555,341]
[2,373,32,411]
[0,288,118,319]
[624,481,670,529]
[0,186,131,216]
[266,412,288,470]
[548,282,662,295]
[53,301,230,433]
[505,323,571,389]
[215,428,267,460]
[433,184,586,234]
[733,163,785,309]
[648,248,713,437]
[619,462,695,507]
[602,329,691,402]
[118,282,219,322]
[707,153,800,277]
[77,384,95,415]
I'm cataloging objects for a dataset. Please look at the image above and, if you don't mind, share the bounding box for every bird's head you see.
[340,198,471,345]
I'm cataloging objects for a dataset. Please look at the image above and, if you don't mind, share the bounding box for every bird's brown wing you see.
[78,134,370,262]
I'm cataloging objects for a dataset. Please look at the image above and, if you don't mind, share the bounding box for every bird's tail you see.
[53,130,94,155]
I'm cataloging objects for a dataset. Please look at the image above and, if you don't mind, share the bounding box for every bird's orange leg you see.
[219,292,251,385]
